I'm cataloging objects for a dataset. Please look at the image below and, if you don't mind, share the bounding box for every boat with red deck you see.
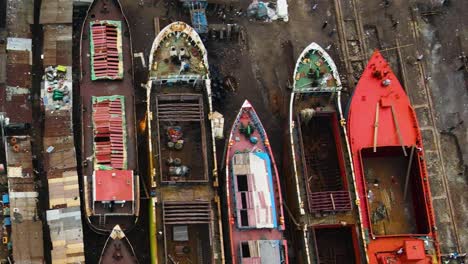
[79,0,139,233]
[225,100,288,264]
[347,50,439,263]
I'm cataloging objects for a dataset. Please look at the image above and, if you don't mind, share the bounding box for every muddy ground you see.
[71,0,466,262]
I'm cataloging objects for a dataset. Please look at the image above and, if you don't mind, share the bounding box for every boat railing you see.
[308,190,351,213]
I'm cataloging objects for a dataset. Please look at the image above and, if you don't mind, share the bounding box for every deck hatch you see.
[90,20,123,80]
[155,94,208,182]
[92,95,127,170]
[163,201,212,224]
[296,113,351,213]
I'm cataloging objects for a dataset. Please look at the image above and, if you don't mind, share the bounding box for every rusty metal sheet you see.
[8,177,35,192]
[43,25,72,66]
[39,0,72,24]
[0,51,6,83]
[6,62,31,88]
[5,136,33,177]
[6,0,33,38]
[10,220,44,263]
[0,94,32,123]
[44,110,73,137]
[44,149,77,179]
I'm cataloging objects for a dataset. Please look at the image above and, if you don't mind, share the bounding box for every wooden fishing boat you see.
[225,100,288,264]
[79,0,139,233]
[99,225,138,264]
[146,21,224,264]
[347,50,439,263]
[286,42,363,263]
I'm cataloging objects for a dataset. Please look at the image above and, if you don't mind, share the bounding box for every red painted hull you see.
[347,51,439,263]
[225,101,288,264]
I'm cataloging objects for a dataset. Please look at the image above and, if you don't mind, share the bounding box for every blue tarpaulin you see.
[2,194,9,204]
[192,10,208,34]
[4,217,10,226]
[254,152,278,228]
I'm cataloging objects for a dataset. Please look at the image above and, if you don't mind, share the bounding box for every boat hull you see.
[286,42,363,263]
[99,225,138,264]
[79,0,139,232]
[146,22,224,264]
[347,51,439,263]
[225,100,288,264]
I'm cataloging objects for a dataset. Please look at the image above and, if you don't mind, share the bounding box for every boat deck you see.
[80,0,138,231]
[362,147,424,236]
[99,225,138,264]
[149,87,217,263]
[293,44,339,93]
[348,51,438,263]
[292,94,351,214]
[154,93,208,182]
[226,102,287,264]
[157,186,216,264]
[150,23,207,78]
[313,227,357,264]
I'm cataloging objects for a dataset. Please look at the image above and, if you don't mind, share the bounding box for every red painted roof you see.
[94,170,134,201]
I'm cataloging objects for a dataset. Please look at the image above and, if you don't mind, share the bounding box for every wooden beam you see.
[373,102,380,152]
[403,145,415,201]
[390,104,407,156]
[153,17,160,37]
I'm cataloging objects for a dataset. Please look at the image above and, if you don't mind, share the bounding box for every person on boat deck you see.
[308,67,325,86]
[240,122,255,138]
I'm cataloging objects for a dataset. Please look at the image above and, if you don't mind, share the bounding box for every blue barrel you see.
[4,217,11,226]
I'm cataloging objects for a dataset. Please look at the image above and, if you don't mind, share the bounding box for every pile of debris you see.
[43,66,72,110]
[247,0,288,22]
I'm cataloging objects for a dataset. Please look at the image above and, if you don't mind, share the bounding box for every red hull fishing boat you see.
[79,0,139,234]
[347,51,439,263]
[225,100,288,264]
[287,42,363,263]
[99,225,139,264]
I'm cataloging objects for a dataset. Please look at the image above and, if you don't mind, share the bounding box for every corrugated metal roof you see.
[5,0,33,38]
[6,136,33,178]
[10,220,44,264]
[5,136,44,263]
[40,0,73,24]
[46,207,85,263]
[43,25,72,66]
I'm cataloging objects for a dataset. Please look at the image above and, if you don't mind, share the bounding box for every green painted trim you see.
[149,198,157,264]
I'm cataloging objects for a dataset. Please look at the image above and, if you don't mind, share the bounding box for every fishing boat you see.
[225,100,288,264]
[99,225,138,264]
[79,0,139,232]
[146,21,224,264]
[286,42,363,263]
[347,50,439,263]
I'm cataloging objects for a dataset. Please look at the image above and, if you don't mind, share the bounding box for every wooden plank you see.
[154,17,160,36]
[390,104,408,156]
[373,102,380,152]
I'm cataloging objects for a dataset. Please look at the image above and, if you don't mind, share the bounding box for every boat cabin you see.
[92,170,135,215]
[232,152,277,229]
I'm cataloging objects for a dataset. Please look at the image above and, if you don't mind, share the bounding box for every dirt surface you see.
[69,0,467,261]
